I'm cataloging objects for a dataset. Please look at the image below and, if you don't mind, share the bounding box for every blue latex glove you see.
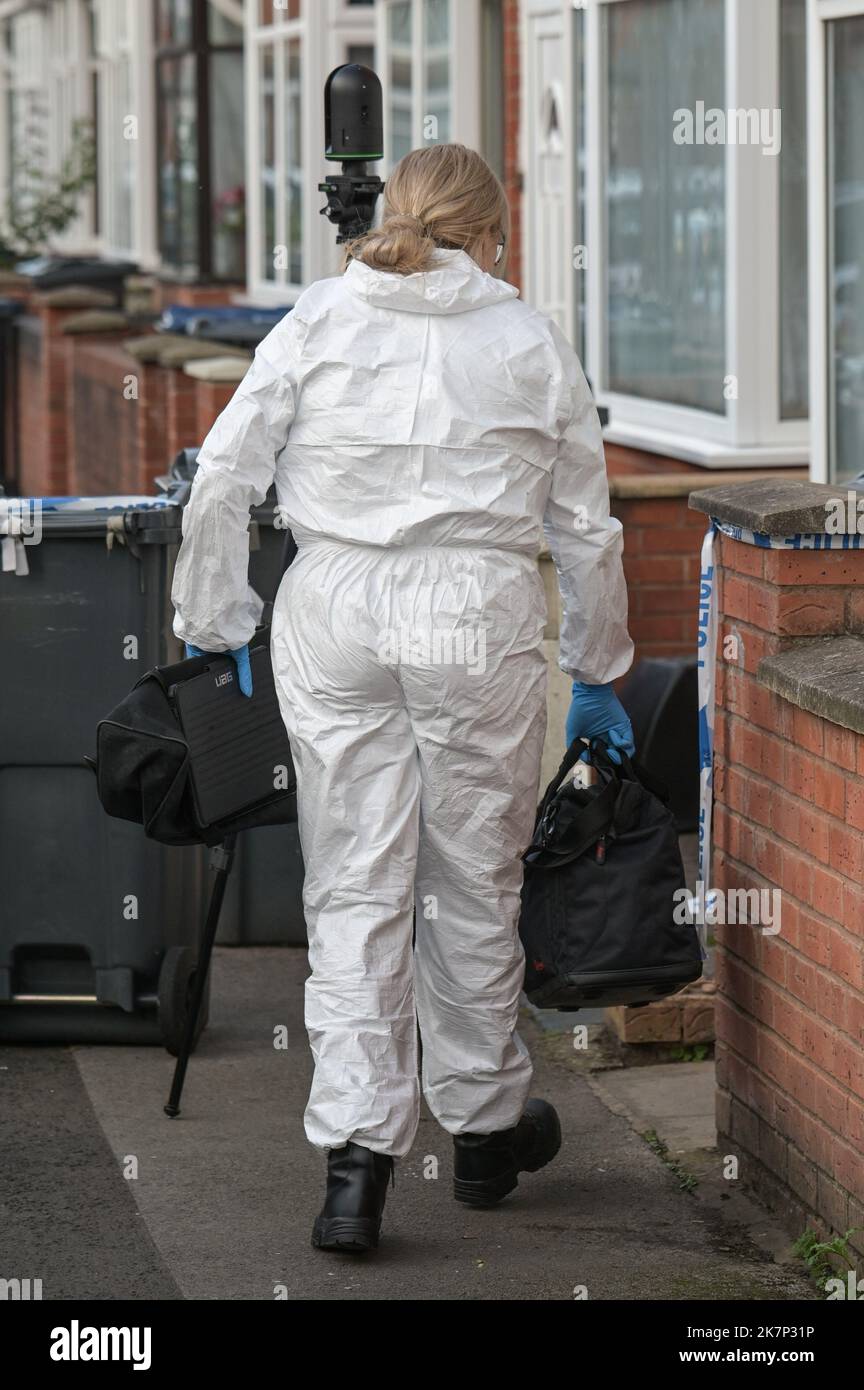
[184,642,253,698]
[565,680,635,764]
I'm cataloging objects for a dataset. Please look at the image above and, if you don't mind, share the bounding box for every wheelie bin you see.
[0,496,208,1047]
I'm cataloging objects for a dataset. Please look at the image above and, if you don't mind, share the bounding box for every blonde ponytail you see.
[344,143,510,277]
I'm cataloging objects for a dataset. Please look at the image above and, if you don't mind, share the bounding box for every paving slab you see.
[589,1062,717,1154]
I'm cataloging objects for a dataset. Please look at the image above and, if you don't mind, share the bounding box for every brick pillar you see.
[195,380,237,443]
[17,300,79,496]
[135,360,171,491]
[64,333,141,495]
[164,368,202,461]
[690,479,864,1258]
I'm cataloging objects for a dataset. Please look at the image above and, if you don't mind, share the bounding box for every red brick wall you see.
[16,303,81,496]
[66,335,141,495]
[135,358,171,487]
[613,493,708,666]
[606,443,699,477]
[15,318,49,494]
[712,531,864,1254]
[164,368,202,462]
[155,282,244,313]
[196,381,237,443]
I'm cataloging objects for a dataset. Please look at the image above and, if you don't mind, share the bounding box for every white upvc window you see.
[244,0,378,303]
[1,3,50,221]
[246,0,308,301]
[244,0,498,302]
[89,0,157,265]
[527,0,810,469]
[48,0,106,251]
[377,0,483,170]
[808,0,864,483]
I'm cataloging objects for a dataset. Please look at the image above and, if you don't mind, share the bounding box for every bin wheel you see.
[158,947,209,1057]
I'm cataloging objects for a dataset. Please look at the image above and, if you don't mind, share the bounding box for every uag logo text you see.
[50,1321,152,1371]
[215,670,233,688]
[0,1276,42,1299]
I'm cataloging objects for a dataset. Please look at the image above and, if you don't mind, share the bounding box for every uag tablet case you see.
[172,645,293,828]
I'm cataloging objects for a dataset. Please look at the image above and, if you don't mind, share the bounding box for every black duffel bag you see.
[87,625,297,847]
[519,738,703,1011]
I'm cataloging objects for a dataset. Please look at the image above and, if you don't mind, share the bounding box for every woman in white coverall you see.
[172,144,634,1254]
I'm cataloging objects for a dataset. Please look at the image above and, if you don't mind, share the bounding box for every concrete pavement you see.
[1,947,816,1301]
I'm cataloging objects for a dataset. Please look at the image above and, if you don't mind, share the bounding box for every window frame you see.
[0,4,50,225]
[89,0,158,266]
[154,0,245,282]
[245,0,330,303]
[808,0,864,483]
[551,0,811,468]
[244,0,386,305]
[377,0,483,173]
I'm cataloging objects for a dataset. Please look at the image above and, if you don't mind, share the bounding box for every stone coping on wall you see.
[759,635,864,736]
[688,477,860,536]
[610,468,805,501]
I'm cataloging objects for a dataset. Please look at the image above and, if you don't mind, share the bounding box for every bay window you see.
[533,0,811,467]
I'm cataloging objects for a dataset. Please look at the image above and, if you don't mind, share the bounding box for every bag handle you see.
[588,739,671,805]
[525,737,621,869]
[534,736,594,825]
[534,733,626,822]
[523,773,619,868]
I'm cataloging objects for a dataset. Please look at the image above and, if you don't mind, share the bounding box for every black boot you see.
[453,1099,561,1208]
[311,1141,394,1253]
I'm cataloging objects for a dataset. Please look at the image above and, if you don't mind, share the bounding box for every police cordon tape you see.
[696,517,864,952]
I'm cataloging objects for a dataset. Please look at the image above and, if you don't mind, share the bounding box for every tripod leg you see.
[164,833,237,1118]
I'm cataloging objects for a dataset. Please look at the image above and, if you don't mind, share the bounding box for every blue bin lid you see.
[1,494,181,543]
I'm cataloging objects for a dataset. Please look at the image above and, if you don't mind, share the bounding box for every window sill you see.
[603,418,810,470]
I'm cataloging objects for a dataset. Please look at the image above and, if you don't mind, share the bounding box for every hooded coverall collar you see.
[343,247,519,314]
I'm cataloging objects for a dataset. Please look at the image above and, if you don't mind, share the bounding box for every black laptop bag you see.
[88,626,297,847]
[519,738,703,1010]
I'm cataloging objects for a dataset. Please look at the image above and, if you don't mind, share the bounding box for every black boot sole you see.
[311,1215,381,1253]
[454,1169,520,1208]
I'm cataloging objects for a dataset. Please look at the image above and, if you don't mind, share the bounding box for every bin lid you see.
[194,322,277,349]
[1,495,181,541]
[158,303,292,334]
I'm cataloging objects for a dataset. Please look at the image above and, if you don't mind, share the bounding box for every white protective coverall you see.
[172,247,633,1157]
